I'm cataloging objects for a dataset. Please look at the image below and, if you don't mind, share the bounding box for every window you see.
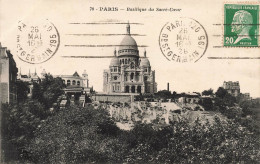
[114,67,117,72]
[72,80,76,85]
[130,73,134,80]
[136,73,139,81]
[67,80,71,86]
[77,81,80,86]
[114,76,117,80]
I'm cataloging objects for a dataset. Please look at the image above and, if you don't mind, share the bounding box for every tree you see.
[215,87,228,99]
[32,74,65,108]
[172,91,177,99]
[155,90,171,100]
[32,82,42,100]
[199,98,213,110]
[16,80,29,102]
[215,87,236,107]
[202,88,213,96]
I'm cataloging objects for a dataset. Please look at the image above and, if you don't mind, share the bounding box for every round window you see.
[114,76,117,80]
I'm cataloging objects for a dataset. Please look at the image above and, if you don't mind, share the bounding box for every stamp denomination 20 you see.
[159,18,208,63]
[224,4,259,47]
[17,20,60,64]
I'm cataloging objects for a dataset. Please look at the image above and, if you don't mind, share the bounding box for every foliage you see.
[216,87,228,99]
[19,105,260,164]
[199,98,213,111]
[16,80,29,103]
[25,105,127,164]
[1,101,45,160]
[32,74,65,108]
[2,85,260,163]
[202,88,214,96]
[154,90,171,100]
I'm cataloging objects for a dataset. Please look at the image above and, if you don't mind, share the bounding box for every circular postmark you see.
[17,19,60,64]
[159,17,208,63]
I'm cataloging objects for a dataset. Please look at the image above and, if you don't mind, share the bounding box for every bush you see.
[25,105,127,163]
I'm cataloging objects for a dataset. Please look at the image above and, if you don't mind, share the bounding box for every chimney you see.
[167,83,169,91]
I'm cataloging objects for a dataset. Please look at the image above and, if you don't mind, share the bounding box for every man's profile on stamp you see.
[231,10,253,44]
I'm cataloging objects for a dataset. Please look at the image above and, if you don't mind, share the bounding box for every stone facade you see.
[103,23,157,94]
[54,70,91,95]
[0,43,18,103]
[223,81,240,97]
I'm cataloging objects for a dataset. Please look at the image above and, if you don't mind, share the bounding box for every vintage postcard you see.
[0,0,260,163]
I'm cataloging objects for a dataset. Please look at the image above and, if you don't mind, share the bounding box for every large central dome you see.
[118,23,139,57]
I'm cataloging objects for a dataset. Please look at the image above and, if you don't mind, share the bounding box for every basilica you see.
[103,23,157,94]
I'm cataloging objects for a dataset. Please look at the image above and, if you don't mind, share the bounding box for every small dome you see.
[140,58,150,67]
[110,57,120,66]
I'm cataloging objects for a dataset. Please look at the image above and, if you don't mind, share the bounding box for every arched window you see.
[72,80,76,85]
[137,86,142,93]
[62,80,65,84]
[131,86,135,93]
[77,81,80,86]
[125,59,127,64]
[130,73,134,80]
[122,59,124,64]
[67,80,71,86]
[136,73,139,81]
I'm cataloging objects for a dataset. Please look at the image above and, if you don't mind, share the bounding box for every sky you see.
[1,0,260,97]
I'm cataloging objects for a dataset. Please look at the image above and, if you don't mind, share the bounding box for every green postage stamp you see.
[224,4,259,47]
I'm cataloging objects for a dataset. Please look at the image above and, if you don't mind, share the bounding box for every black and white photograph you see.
[0,0,260,163]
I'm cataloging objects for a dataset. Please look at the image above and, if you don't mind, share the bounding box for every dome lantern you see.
[126,21,130,35]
